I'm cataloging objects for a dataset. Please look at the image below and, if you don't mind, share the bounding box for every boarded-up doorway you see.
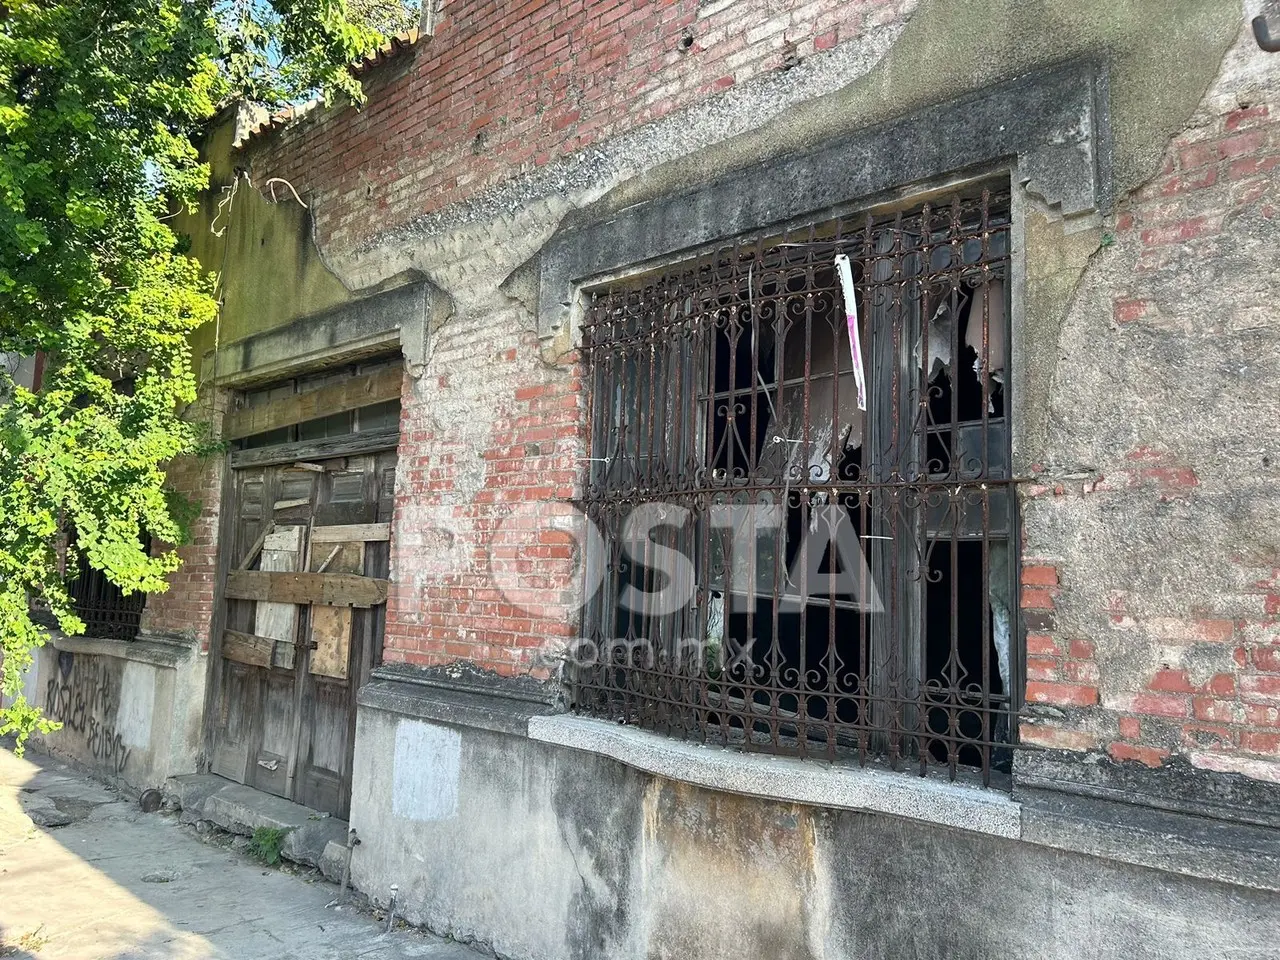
[207,358,401,818]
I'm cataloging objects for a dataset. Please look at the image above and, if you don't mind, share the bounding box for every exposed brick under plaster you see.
[384,318,585,678]
[141,392,228,652]
[243,0,913,253]
[179,8,1280,784]
[1018,31,1280,781]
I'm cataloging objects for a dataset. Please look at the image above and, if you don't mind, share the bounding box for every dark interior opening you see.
[579,188,1017,779]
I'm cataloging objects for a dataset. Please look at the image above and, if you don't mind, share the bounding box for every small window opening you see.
[234,356,403,451]
[65,530,150,641]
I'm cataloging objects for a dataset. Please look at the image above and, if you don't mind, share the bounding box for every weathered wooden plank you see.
[272,497,312,511]
[310,540,364,576]
[255,673,295,796]
[224,366,403,440]
[310,606,353,679]
[226,570,389,607]
[236,520,275,571]
[228,429,399,470]
[308,540,362,680]
[222,629,275,668]
[210,661,257,783]
[311,523,390,543]
[314,545,342,573]
[258,526,303,669]
[314,499,376,527]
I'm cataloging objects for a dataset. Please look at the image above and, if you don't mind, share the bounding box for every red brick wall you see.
[384,315,583,677]
[230,2,1280,785]
[141,394,226,651]
[1019,34,1280,782]
[245,0,909,253]
[242,0,913,679]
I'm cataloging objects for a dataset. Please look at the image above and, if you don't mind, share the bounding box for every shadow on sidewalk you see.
[0,746,475,960]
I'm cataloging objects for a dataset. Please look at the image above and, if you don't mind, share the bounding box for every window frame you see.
[571,178,1022,785]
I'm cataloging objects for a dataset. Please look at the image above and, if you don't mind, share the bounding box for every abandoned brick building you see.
[13,0,1280,956]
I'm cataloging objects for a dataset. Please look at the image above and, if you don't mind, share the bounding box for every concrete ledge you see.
[528,714,1022,839]
[371,661,558,706]
[45,631,195,669]
[164,774,348,869]
[526,717,1280,893]
[1020,788,1280,894]
[201,280,425,386]
[1016,747,1280,830]
[359,676,553,737]
[164,772,226,815]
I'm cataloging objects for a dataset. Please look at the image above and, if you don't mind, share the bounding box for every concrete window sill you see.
[527,714,1022,839]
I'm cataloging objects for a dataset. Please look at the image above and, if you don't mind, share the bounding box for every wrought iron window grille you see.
[66,537,149,642]
[573,184,1021,786]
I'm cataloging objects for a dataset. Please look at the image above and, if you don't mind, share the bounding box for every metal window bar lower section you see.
[572,185,1020,786]
[67,543,148,642]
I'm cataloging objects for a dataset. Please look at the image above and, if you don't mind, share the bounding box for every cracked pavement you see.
[0,748,481,960]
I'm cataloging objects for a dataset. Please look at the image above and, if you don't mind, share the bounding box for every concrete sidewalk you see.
[0,748,481,960]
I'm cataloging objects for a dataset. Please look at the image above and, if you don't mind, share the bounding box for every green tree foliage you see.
[348,0,419,36]
[0,0,390,751]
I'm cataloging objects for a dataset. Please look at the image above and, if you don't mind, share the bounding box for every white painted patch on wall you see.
[116,661,155,750]
[17,654,40,709]
[697,0,738,18]
[392,719,461,822]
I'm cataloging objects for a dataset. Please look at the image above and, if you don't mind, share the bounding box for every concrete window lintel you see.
[528,714,1022,839]
[537,61,1110,340]
[200,279,433,386]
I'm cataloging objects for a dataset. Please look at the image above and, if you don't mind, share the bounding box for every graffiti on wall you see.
[44,651,131,774]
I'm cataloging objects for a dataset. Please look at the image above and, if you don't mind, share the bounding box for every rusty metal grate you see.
[68,552,146,641]
[572,184,1020,784]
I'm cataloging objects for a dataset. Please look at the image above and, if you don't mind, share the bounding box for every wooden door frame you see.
[201,432,242,777]
[201,371,401,791]
[202,443,399,796]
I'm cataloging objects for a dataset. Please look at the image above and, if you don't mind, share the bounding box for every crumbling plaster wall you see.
[1018,10,1280,784]
[214,0,1280,778]
[349,708,1280,960]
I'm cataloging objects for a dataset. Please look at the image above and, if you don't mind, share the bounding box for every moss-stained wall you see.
[178,110,357,372]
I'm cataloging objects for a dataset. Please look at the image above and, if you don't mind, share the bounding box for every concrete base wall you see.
[349,685,1280,960]
[19,633,206,792]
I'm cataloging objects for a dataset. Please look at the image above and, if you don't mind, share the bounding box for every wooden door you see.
[209,450,396,818]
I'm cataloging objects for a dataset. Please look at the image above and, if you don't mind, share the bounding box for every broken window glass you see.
[575,186,1017,783]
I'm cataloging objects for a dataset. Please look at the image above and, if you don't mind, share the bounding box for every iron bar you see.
[573,185,1019,785]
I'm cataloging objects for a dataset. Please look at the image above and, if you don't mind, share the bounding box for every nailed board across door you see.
[309,607,354,679]
[308,541,363,679]
[222,629,275,668]
[224,366,403,440]
[311,523,390,543]
[225,570,389,607]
